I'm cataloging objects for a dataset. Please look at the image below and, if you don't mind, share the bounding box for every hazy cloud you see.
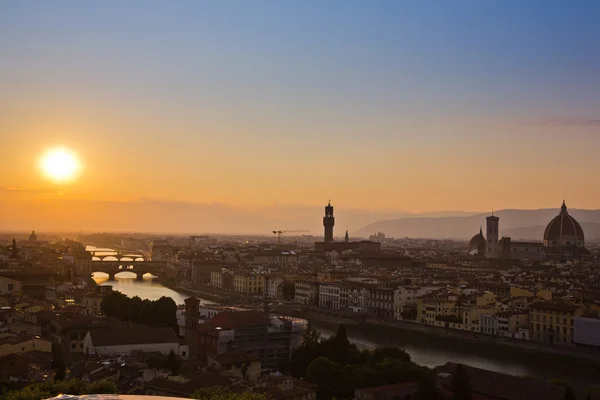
[0,186,63,194]
[541,118,600,127]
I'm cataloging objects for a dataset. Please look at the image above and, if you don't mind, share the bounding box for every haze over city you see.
[2,1,600,233]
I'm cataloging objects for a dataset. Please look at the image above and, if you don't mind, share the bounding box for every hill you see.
[355,208,600,240]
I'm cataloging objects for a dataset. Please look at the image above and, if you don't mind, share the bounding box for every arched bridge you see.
[88,249,145,262]
[91,260,167,280]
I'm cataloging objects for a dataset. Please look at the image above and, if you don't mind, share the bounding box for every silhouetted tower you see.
[323,201,335,243]
[10,239,19,259]
[184,297,200,359]
[486,213,499,259]
[345,230,349,242]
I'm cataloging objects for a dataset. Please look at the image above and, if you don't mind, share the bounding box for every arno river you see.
[94,275,599,389]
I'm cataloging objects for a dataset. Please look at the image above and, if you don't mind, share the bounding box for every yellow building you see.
[0,336,52,357]
[233,272,264,294]
[463,307,497,328]
[529,302,582,345]
[497,311,529,337]
[510,286,552,301]
[417,293,457,324]
[476,292,497,307]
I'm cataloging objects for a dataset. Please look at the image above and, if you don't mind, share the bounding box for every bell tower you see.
[486,213,499,259]
[184,296,200,359]
[323,200,335,243]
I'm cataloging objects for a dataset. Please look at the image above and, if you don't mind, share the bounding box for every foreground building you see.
[193,309,306,369]
[83,326,186,356]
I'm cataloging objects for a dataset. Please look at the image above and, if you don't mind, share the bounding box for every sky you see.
[1,1,600,233]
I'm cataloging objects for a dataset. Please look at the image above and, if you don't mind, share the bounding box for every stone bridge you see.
[87,260,167,280]
[89,251,145,262]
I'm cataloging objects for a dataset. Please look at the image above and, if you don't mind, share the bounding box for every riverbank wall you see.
[300,309,600,363]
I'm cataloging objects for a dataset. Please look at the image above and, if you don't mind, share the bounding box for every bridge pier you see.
[136,273,145,281]
[107,272,116,281]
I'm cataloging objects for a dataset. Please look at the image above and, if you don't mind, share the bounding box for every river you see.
[92,273,192,305]
[90,275,599,389]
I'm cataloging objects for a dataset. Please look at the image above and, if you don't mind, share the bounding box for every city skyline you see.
[2,1,600,232]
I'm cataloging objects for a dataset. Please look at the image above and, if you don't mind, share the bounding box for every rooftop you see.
[89,326,179,346]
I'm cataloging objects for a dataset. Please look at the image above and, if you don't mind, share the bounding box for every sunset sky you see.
[1,1,599,233]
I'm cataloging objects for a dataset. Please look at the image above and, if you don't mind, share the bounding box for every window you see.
[8,284,14,291]
[71,343,76,349]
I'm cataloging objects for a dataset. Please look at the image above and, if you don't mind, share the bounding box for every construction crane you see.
[272,230,309,246]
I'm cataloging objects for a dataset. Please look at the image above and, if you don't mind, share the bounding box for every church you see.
[314,201,381,253]
[469,201,591,261]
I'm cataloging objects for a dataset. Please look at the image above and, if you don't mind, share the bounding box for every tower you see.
[323,201,335,243]
[486,213,499,258]
[345,230,349,242]
[184,296,200,359]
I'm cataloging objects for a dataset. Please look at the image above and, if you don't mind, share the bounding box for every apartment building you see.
[367,286,395,319]
[529,302,582,345]
[417,292,457,325]
[233,272,264,295]
[319,282,340,309]
[294,281,319,306]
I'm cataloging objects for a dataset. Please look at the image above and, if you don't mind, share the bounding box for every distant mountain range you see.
[354,208,600,241]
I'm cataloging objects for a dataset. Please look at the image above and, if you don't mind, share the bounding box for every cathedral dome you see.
[469,227,486,249]
[543,201,584,248]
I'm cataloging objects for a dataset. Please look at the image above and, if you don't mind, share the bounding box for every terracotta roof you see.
[209,311,270,329]
[89,326,179,346]
[528,302,581,312]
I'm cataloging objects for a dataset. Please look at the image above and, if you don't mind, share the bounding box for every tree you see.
[416,372,440,400]
[3,379,117,400]
[305,357,351,399]
[372,346,411,363]
[564,387,576,400]
[167,350,180,376]
[451,364,472,400]
[51,342,66,381]
[192,386,271,400]
[549,379,572,388]
[335,324,349,346]
[282,281,295,301]
[302,323,321,346]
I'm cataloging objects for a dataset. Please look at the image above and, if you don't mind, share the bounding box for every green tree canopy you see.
[372,346,411,363]
[192,386,271,400]
[3,379,117,400]
[282,282,295,301]
[416,372,440,400]
[564,386,576,400]
[101,292,177,330]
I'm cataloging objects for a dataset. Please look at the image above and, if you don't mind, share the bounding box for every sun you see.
[39,147,81,182]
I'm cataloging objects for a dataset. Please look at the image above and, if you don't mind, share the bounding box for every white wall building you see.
[0,276,21,296]
[84,326,185,357]
[574,316,600,347]
[319,282,340,309]
[294,281,318,306]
